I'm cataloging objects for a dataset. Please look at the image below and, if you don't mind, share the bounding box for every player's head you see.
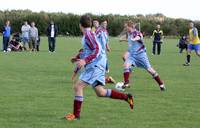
[101,20,108,29]
[79,15,92,31]
[92,19,99,28]
[189,21,194,29]
[126,20,136,32]
[157,24,161,29]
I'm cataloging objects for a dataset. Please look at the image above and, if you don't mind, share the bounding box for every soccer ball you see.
[115,82,125,91]
[7,48,11,52]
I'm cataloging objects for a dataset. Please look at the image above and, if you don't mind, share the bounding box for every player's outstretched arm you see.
[131,35,141,42]
[106,43,111,52]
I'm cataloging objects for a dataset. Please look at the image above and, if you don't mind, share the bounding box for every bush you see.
[0,10,197,36]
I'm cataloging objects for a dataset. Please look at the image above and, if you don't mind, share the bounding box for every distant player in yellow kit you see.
[184,22,200,66]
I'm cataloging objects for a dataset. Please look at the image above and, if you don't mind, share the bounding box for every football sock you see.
[153,73,163,86]
[73,96,83,118]
[106,89,112,97]
[124,68,130,84]
[186,55,190,63]
[110,90,128,101]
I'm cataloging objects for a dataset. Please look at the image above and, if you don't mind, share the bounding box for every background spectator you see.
[21,21,30,51]
[151,25,164,55]
[29,22,38,51]
[47,21,58,52]
[2,20,11,52]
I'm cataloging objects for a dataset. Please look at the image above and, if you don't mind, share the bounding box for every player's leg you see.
[196,51,200,57]
[147,67,165,91]
[122,62,133,88]
[65,80,87,120]
[184,44,192,66]
[105,60,109,73]
[194,44,200,57]
[122,51,132,73]
[122,51,129,61]
[152,41,156,55]
[94,84,134,109]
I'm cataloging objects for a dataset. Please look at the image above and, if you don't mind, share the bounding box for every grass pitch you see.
[0,37,200,128]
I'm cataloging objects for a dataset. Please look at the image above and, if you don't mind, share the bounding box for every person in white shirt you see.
[46,21,58,52]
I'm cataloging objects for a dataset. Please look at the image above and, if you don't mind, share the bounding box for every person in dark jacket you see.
[151,25,164,55]
[177,35,188,53]
[46,21,58,52]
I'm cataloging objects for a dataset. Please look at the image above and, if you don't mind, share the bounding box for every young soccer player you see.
[92,19,116,83]
[65,15,134,121]
[93,19,111,72]
[121,21,166,91]
[183,22,200,66]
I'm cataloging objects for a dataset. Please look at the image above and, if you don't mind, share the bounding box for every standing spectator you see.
[47,21,58,52]
[2,20,11,52]
[151,25,164,55]
[29,22,38,51]
[21,21,30,50]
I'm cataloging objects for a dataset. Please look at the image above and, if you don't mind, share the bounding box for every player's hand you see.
[119,39,127,42]
[71,73,77,81]
[71,57,78,63]
[76,59,86,68]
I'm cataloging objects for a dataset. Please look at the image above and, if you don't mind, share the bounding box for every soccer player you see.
[65,15,134,121]
[183,22,200,66]
[93,19,110,72]
[151,25,164,55]
[122,21,166,91]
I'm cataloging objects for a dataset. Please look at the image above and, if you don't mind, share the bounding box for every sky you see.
[0,0,199,21]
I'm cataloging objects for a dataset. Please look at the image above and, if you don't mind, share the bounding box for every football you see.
[115,82,125,91]
[7,48,11,52]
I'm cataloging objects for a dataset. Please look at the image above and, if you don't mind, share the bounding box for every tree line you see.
[0,10,200,36]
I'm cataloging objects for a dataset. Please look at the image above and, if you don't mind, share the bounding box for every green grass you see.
[0,37,200,128]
